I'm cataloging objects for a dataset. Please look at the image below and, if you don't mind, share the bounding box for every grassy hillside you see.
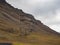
[0,0,60,45]
[13,33,60,45]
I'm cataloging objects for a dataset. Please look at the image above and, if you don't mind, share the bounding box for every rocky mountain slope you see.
[0,0,60,45]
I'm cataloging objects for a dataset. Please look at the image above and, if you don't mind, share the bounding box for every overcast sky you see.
[6,0,60,33]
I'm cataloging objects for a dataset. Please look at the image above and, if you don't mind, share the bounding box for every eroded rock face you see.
[0,0,60,42]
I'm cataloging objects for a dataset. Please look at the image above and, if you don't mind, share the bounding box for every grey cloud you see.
[6,0,60,16]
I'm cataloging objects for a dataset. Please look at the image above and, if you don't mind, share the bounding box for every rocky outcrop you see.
[0,0,60,44]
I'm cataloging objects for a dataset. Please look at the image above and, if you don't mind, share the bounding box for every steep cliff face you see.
[0,0,60,45]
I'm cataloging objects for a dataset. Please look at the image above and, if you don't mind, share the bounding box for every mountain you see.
[0,0,60,45]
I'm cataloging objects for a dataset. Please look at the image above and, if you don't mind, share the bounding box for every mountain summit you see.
[0,0,60,45]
